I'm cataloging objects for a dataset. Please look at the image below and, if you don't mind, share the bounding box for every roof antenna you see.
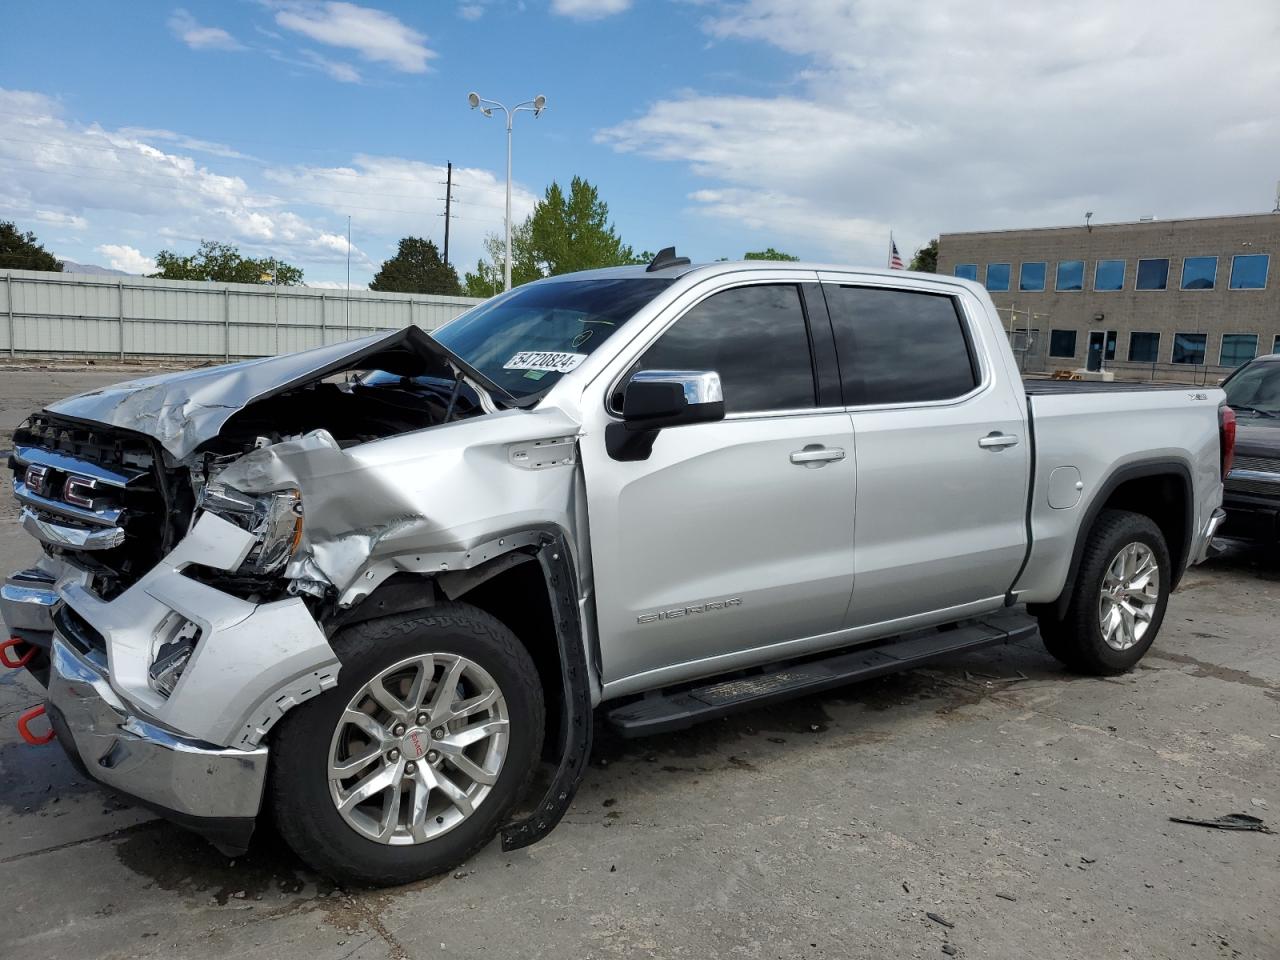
[646,246,691,272]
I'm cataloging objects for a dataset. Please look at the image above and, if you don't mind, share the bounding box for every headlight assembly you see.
[198,483,304,575]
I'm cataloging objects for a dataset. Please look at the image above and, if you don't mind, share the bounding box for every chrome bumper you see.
[1,568,59,634]
[47,637,268,854]
[1191,507,1227,565]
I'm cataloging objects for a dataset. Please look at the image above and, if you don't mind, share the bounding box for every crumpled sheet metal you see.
[213,406,585,605]
[45,327,462,459]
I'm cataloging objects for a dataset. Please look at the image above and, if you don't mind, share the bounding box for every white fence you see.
[0,270,484,361]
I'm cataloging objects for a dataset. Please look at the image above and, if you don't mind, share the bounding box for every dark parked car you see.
[1220,354,1280,541]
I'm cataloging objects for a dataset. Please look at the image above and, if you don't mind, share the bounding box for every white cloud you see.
[551,0,630,18]
[96,244,157,274]
[600,0,1280,262]
[272,2,435,73]
[458,4,485,21]
[298,49,362,83]
[0,87,519,283]
[116,128,254,161]
[266,154,536,269]
[305,278,370,290]
[34,209,88,230]
[168,8,244,51]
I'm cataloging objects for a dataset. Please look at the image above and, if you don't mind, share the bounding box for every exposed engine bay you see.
[9,328,499,604]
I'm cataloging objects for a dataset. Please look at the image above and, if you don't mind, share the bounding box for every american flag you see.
[888,237,904,270]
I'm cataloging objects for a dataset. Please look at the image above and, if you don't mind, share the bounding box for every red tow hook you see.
[0,637,37,669]
[18,705,55,746]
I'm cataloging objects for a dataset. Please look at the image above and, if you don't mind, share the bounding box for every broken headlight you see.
[198,483,304,575]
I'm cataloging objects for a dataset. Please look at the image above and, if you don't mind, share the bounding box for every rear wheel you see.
[1036,509,1170,675]
[269,603,544,886]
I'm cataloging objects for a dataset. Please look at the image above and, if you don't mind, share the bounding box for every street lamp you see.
[468,91,546,292]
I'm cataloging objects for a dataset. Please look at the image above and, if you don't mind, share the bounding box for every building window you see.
[1094,259,1125,291]
[954,264,978,281]
[985,263,1010,292]
[1273,334,1280,355]
[1220,334,1258,367]
[1136,258,1170,290]
[1230,254,1270,290]
[1048,329,1077,358]
[1055,260,1084,291]
[1128,332,1160,363]
[1019,262,1047,291]
[1172,333,1207,364]
[1180,256,1218,290]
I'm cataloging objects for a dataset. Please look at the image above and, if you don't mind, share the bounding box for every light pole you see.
[468,91,546,291]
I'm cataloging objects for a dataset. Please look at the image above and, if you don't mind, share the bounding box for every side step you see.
[605,608,1038,738]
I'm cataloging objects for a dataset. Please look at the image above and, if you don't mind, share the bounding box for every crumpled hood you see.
[44,326,494,459]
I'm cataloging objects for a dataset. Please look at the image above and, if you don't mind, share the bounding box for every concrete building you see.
[937,213,1279,380]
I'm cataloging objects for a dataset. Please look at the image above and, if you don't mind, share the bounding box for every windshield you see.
[1224,361,1280,417]
[431,278,674,400]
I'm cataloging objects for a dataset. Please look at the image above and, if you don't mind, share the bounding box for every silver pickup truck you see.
[3,252,1231,885]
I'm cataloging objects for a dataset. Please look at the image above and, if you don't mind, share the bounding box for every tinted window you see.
[632,284,815,414]
[1094,259,1125,291]
[1274,334,1280,355]
[825,286,977,405]
[1181,256,1217,290]
[434,278,672,399]
[954,264,978,281]
[1230,254,1269,290]
[1049,329,1077,357]
[1056,260,1084,291]
[1172,333,1207,364]
[1136,258,1169,290]
[1128,332,1160,362]
[985,263,1010,291]
[1225,360,1280,414]
[1019,262,1047,291]
[1220,334,1258,367]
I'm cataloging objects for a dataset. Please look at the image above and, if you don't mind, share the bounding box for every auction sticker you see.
[503,351,587,373]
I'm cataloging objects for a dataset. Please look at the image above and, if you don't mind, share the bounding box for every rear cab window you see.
[822,285,979,406]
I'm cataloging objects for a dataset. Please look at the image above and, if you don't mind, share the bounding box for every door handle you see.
[978,432,1019,450]
[790,445,846,465]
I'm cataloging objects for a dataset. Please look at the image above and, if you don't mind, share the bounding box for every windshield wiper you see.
[1231,404,1280,418]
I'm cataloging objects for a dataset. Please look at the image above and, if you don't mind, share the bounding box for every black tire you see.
[1035,509,1171,675]
[269,602,544,886]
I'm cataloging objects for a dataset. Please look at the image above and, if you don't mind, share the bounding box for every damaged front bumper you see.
[34,511,341,854]
[46,636,268,855]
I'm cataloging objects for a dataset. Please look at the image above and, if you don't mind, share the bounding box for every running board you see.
[605,608,1037,738]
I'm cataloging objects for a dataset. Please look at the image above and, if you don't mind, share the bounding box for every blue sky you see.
[1,1,1277,287]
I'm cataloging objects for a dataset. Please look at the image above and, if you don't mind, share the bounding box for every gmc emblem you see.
[23,464,49,497]
[63,475,98,509]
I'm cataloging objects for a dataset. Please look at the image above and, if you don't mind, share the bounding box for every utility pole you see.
[443,161,453,269]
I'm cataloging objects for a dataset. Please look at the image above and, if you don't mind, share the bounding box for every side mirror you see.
[621,370,724,431]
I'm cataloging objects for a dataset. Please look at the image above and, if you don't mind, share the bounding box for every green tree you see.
[151,240,303,284]
[743,248,799,261]
[463,178,645,293]
[0,221,62,272]
[909,238,938,273]
[526,177,643,276]
[369,237,460,295]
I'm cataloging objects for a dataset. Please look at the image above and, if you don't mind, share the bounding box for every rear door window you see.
[824,285,978,405]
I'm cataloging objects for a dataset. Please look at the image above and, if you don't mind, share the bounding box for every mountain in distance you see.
[57,259,131,276]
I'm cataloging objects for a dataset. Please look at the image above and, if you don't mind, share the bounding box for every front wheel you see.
[1036,509,1171,675]
[269,603,545,886]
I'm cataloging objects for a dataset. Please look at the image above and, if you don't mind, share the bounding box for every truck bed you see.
[1023,379,1197,396]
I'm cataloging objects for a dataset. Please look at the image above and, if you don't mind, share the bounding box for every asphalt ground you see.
[0,367,1277,960]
